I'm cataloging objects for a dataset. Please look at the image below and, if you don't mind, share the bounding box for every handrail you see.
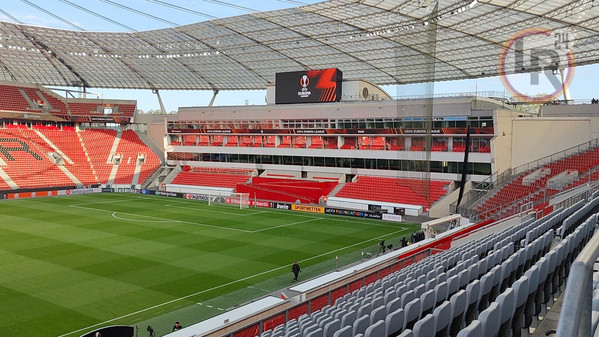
[556,225,599,337]
[454,138,599,218]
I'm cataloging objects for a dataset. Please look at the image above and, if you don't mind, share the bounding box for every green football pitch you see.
[0,193,419,337]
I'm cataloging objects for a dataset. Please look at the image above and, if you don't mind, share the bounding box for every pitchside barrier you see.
[162,216,504,337]
[0,187,102,200]
[134,189,391,221]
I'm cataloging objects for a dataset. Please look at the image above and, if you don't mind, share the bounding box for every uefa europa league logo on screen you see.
[498,27,575,103]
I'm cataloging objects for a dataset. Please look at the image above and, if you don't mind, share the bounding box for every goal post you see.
[207,192,250,209]
[230,192,250,209]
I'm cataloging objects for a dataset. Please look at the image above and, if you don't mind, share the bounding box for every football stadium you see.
[0,1,598,337]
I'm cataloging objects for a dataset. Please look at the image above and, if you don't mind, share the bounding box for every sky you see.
[1,0,597,113]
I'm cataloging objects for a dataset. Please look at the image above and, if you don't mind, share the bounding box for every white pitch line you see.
[70,204,330,234]
[70,199,135,206]
[68,204,251,233]
[124,194,400,229]
[111,212,171,223]
[55,228,407,337]
[251,218,320,232]
[164,204,267,217]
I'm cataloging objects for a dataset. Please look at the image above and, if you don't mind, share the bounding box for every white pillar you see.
[559,68,572,104]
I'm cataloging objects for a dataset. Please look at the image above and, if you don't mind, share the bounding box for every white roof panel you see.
[0,0,596,90]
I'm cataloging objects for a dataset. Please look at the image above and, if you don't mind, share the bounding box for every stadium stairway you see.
[0,128,75,189]
[0,126,161,190]
[106,131,122,186]
[41,127,98,186]
[33,129,83,186]
[474,145,599,222]
[0,167,17,189]
[116,130,162,185]
[76,130,99,184]
[327,182,346,198]
[80,129,118,184]
[136,131,165,165]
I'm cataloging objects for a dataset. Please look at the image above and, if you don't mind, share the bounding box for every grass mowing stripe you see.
[68,203,252,232]
[56,227,407,337]
[0,194,420,337]
[164,204,269,217]
[127,194,400,228]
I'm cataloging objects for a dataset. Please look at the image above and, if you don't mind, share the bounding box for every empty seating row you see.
[477,146,599,221]
[171,171,251,188]
[253,195,599,337]
[0,127,161,189]
[335,176,450,206]
[0,83,136,117]
[235,177,338,204]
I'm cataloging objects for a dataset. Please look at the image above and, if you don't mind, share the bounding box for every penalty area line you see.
[164,204,267,217]
[68,204,251,233]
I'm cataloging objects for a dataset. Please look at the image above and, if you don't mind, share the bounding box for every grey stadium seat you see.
[464,280,480,326]
[456,320,483,337]
[404,298,422,331]
[323,319,341,337]
[331,325,352,337]
[413,313,435,337]
[352,314,370,336]
[478,302,500,337]
[386,297,401,315]
[398,329,414,337]
[364,320,386,337]
[496,288,515,337]
[420,289,436,317]
[449,289,467,337]
[434,282,448,308]
[305,328,323,337]
[433,300,451,337]
[370,305,386,325]
[340,310,356,328]
[385,308,405,337]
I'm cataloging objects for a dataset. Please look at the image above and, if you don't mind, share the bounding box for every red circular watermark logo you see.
[498,27,575,103]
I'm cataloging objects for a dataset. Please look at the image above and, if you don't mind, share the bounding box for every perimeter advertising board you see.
[275,68,342,104]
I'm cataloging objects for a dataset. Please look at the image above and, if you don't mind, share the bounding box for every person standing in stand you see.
[292,261,301,281]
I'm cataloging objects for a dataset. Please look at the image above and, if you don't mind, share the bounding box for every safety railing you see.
[556,228,599,337]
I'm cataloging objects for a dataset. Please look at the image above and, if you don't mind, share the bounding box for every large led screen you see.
[275,68,342,104]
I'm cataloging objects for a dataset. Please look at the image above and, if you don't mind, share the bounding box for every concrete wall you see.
[492,110,516,176]
[134,114,167,153]
[510,117,592,168]
[540,103,599,118]
[326,196,422,216]
[429,181,466,218]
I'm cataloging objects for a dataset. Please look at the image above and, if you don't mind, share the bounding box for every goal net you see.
[208,192,250,209]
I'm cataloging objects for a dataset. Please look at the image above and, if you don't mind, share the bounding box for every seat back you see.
[478,302,500,337]
[456,320,483,337]
[433,300,451,337]
[413,313,435,337]
[364,320,386,337]
[331,325,352,337]
[385,308,405,337]
[404,298,422,331]
[323,319,341,337]
[496,287,515,337]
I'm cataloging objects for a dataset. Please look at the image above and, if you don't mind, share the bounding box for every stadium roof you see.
[0,0,597,91]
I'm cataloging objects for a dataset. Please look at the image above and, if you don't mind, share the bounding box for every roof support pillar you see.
[559,68,571,104]
[209,89,219,107]
[153,89,166,114]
